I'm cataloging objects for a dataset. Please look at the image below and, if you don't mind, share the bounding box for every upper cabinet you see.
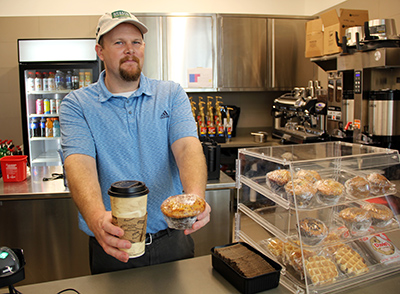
[137,14,316,92]
[217,16,268,91]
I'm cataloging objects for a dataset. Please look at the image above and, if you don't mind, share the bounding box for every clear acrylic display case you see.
[235,141,400,294]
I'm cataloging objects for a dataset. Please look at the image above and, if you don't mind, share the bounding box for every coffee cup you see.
[108,180,149,258]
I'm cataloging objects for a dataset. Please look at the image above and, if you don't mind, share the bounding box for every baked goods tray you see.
[211,242,282,294]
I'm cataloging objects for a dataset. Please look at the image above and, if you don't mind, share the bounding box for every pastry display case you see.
[235,141,400,293]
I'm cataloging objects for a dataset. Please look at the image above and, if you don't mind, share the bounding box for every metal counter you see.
[0,166,235,286]
[16,255,400,294]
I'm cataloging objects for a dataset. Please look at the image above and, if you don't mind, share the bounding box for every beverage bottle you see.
[55,70,65,90]
[72,70,79,89]
[35,72,43,91]
[44,99,50,114]
[42,72,49,91]
[50,99,56,114]
[40,117,46,137]
[55,97,61,114]
[53,118,60,137]
[84,71,92,87]
[79,71,85,88]
[45,118,53,137]
[48,72,56,91]
[27,71,35,91]
[65,70,72,90]
[36,98,44,114]
[30,118,40,137]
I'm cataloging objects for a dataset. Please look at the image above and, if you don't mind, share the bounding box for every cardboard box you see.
[305,18,324,58]
[320,9,369,55]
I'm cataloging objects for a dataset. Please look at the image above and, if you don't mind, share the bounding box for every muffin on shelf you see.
[295,169,322,183]
[314,179,344,205]
[266,169,291,195]
[362,202,394,228]
[345,176,370,198]
[297,218,328,246]
[284,178,317,208]
[366,173,396,195]
[160,194,206,230]
[339,207,372,237]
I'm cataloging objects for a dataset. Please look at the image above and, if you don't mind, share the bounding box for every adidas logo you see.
[160,110,169,119]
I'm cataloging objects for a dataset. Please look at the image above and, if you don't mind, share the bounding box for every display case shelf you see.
[235,141,400,294]
[27,90,71,95]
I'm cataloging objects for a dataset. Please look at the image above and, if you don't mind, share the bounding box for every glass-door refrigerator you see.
[18,39,101,167]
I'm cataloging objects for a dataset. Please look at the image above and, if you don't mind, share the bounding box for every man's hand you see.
[91,211,132,263]
[184,202,211,235]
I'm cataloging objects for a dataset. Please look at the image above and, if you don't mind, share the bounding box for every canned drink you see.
[55,98,61,114]
[79,72,85,88]
[50,99,56,114]
[44,99,50,114]
[84,72,92,87]
[36,99,44,115]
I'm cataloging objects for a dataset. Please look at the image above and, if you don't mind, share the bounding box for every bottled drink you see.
[30,118,40,137]
[84,71,92,87]
[50,99,56,114]
[36,98,44,114]
[44,99,50,114]
[55,97,61,114]
[35,72,43,91]
[42,72,49,91]
[55,70,65,90]
[45,118,53,137]
[79,71,85,88]
[40,117,46,137]
[53,118,60,137]
[72,70,79,89]
[27,71,35,91]
[48,72,56,91]
[65,70,72,90]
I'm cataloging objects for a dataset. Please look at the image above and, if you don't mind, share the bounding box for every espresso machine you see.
[272,82,328,144]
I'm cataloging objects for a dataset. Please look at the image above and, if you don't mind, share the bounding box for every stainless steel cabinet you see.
[268,18,316,90]
[217,16,268,91]
[137,14,216,91]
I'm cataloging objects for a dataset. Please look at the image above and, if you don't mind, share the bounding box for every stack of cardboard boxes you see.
[305,9,369,58]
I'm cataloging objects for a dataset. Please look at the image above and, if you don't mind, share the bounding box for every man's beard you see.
[119,56,142,82]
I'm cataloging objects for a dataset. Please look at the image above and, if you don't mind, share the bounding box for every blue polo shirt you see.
[60,71,198,235]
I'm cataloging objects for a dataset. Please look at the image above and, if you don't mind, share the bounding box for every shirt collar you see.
[98,71,153,102]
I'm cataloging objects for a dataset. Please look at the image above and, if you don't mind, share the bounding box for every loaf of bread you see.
[214,243,276,278]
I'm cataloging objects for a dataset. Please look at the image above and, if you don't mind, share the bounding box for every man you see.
[59,10,210,274]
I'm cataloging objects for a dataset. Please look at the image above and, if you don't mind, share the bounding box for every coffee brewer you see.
[272,81,328,144]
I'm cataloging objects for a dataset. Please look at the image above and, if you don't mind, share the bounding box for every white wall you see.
[0,0,346,17]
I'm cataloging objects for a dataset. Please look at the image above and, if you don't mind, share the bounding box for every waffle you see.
[284,241,315,272]
[322,232,345,255]
[334,245,369,275]
[266,237,284,258]
[305,255,338,285]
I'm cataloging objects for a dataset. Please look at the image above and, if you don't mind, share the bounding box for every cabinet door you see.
[269,18,316,90]
[165,16,215,90]
[217,16,268,91]
[136,16,163,80]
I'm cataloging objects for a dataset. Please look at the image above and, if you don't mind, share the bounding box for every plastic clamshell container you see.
[0,155,28,182]
[211,242,282,294]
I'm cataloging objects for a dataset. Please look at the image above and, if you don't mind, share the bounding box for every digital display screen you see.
[0,252,9,259]
[355,73,361,77]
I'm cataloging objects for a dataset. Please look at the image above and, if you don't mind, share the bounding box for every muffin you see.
[284,178,317,208]
[367,173,395,195]
[266,169,291,195]
[297,218,328,246]
[339,207,372,236]
[314,179,344,205]
[345,176,370,198]
[161,194,206,230]
[362,202,394,228]
[295,169,322,183]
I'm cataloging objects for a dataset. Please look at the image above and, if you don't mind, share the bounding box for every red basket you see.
[0,155,28,182]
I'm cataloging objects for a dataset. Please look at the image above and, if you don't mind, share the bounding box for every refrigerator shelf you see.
[27,90,72,95]
[30,137,61,141]
[29,114,59,118]
[32,151,61,166]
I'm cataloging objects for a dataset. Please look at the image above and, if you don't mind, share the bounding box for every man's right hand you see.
[91,211,132,263]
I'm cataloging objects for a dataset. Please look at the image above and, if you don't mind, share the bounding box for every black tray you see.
[211,242,282,294]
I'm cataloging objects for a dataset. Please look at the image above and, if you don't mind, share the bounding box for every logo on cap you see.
[111,10,132,19]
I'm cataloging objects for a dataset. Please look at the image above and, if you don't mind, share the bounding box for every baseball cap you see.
[96,10,148,43]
